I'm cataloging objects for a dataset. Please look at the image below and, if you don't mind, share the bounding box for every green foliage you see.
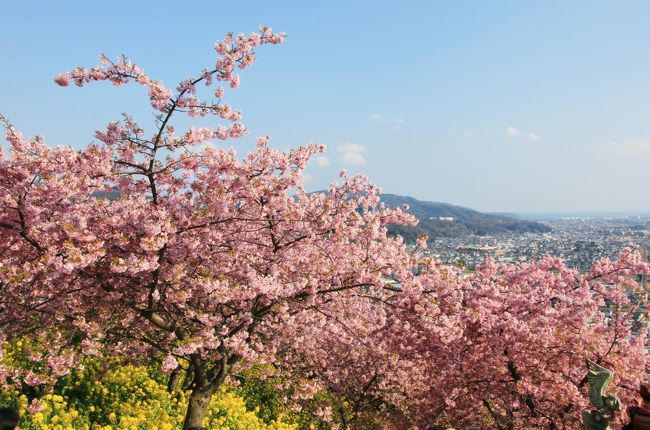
[234,368,287,423]
[0,339,297,430]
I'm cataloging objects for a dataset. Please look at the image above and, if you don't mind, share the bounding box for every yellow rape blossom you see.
[0,342,296,430]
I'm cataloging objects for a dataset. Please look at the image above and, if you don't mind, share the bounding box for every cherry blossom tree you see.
[271,250,647,429]
[406,251,649,429]
[0,27,422,428]
[271,257,466,428]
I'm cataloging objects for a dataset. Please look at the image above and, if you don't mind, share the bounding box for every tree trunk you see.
[167,368,182,393]
[182,365,195,391]
[183,387,215,430]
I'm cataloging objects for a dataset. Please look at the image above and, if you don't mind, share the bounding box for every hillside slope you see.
[380,194,550,242]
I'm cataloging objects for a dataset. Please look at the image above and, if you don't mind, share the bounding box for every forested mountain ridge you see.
[380,194,551,242]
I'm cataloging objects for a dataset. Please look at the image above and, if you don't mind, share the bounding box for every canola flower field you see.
[1,339,299,430]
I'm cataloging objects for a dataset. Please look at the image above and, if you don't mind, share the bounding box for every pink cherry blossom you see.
[53,73,70,86]
[161,355,179,373]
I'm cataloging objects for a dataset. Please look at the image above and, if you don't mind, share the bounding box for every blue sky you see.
[2,1,650,213]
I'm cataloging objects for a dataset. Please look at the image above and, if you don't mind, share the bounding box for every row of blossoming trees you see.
[0,26,647,429]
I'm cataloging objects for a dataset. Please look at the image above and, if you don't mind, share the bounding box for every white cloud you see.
[607,140,650,156]
[506,127,540,142]
[506,127,518,137]
[527,132,540,142]
[301,172,313,184]
[314,155,330,167]
[337,142,367,165]
[449,128,472,138]
[307,138,330,167]
[369,113,405,128]
[341,152,366,165]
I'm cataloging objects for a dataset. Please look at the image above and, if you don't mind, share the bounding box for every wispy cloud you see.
[506,127,541,142]
[527,132,540,142]
[606,140,650,156]
[369,113,405,129]
[307,138,331,167]
[449,128,472,138]
[301,172,313,184]
[314,155,330,167]
[337,142,367,165]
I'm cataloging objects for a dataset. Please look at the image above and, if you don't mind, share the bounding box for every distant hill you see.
[380,194,551,243]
